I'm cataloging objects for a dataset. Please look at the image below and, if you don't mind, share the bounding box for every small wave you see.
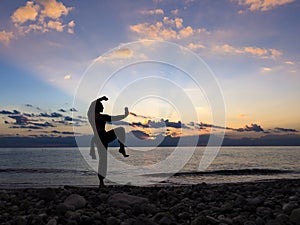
[143,168,298,177]
[0,168,96,175]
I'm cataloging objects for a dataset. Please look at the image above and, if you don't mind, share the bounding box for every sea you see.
[0,146,299,188]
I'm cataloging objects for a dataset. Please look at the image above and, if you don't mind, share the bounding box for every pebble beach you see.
[1,179,300,225]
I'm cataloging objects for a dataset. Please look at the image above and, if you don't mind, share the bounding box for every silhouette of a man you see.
[87,96,129,187]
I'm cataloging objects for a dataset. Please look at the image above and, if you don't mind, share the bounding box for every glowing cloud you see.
[38,0,72,20]
[64,74,71,80]
[236,0,295,12]
[11,1,40,24]
[47,20,64,32]
[140,9,164,15]
[213,44,282,59]
[0,31,15,45]
[188,42,205,50]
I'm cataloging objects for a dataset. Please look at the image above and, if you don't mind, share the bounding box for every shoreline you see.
[1,179,300,224]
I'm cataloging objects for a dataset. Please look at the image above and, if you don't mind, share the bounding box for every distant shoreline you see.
[0,134,300,147]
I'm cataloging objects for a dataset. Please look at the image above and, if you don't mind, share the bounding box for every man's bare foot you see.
[98,180,105,189]
[119,147,129,157]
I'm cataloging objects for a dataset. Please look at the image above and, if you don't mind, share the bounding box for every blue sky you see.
[0,0,299,140]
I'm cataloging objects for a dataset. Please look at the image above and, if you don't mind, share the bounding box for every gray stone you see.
[243,221,256,225]
[14,216,27,225]
[56,203,75,215]
[107,216,120,225]
[38,188,56,201]
[159,216,173,225]
[275,214,290,224]
[290,208,300,225]
[108,193,148,209]
[282,202,296,214]
[247,196,264,206]
[64,194,87,209]
[46,218,57,225]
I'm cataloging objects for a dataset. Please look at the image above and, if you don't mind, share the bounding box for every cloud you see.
[140,9,164,15]
[0,31,15,45]
[11,1,40,24]
[51,130,77,135]
[236,0,295,12]
[58,108,66,112]
[95,48,134,62]
[47,20,64,32]
[69,108,77,112]
[236,123,264,132]
[0,110,20,115]
[285,61,294,65]
[4,0,75,44]
[171,9,179,15]
[8,115,29,125]
[274,127,298,133]
[163,17,183,28]
[38,0,72,20]
[67,20,75,34]
[64,74,71,80]
[262,67,272,72]
[213,44,282,59]
[39,112,63,117]
[131,130,150,140]
[179,26,193,38]
[188,42,206,50]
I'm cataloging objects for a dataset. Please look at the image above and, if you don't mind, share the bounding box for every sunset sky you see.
[0,0,299,143]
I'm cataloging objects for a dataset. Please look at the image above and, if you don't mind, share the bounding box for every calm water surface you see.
[0,146,299,188]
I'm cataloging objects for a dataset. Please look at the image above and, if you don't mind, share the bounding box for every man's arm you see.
[104,107,129,121]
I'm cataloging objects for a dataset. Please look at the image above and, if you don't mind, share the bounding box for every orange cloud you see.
[0,31,15,45]
[262,67,272,72]
[213,44,282,59]
[285,61,294,65]
[179,26,193,38]
[237,0,294,12]
[244,46,268,56]
[47,20,64,32]
[140,9,164,15]
[11,1,40,24]
[188,42,206,50]
[8,0,75,38]
[38,0,72,20]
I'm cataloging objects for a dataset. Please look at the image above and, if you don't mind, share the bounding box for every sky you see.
[0,0,299,144]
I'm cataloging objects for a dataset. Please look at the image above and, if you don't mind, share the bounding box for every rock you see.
[256,206,272,218]
[243,221,256,225]
[290,208,300,224]
[220,202,233,213]
[274,214,290,224]
[56,203,75,215]
[38,188,56,201]
[178,211,190,220]
[191,216,211,225]
[206,216,220,224]
[218,215,233,224]
[232,215,247,224]
[255,216,265,225]
[107,216,120,225]
[282,202,296,214]
[152,212,173,224]
[247,196,264,206]
[159,216,173,225]
[46,218,57,225]
[108,193,148,209]
[64,194,87,209]
[14,216,27,225]
[289,195,298,201]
